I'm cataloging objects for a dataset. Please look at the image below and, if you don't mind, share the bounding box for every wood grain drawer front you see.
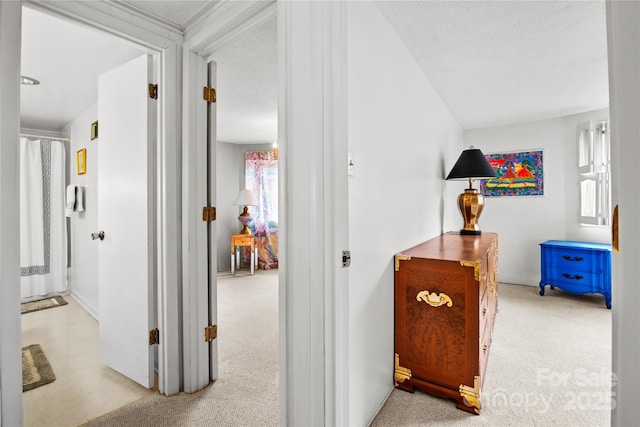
[396,260,474,387]
[479,286,496,354]
[480,280,497,332]
[479,320,493,382]
[479,241,497,303]
[480,291,496,332]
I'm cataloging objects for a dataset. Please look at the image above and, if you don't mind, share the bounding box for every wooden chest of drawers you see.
[394,232,498,414]
[539,240,612,309]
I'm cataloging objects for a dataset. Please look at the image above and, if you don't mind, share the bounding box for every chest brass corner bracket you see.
[394,353,412,386]
[460,260,480,281]
[395,254,411,272]
[459,376,481,414]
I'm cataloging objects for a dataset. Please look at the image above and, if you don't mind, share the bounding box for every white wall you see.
[347,2,462,424]
[67,103,100,318]
[465,108,609,286]
[216,142,272,271]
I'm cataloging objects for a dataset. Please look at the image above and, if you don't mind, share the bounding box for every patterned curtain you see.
[245,151,278,269]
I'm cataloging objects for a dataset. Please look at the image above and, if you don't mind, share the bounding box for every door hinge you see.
[203,86,216,103]
[149,328,160,345]
[202,206,216,222]
[148,83,158,100]
[204,324,217,342]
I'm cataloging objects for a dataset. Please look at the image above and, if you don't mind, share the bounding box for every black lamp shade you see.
[446,148,497,180]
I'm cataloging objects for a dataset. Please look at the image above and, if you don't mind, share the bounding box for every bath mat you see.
[22,344,56,392]
[21,296,67,314]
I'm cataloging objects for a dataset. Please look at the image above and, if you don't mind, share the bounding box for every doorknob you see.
[91,231,105,241]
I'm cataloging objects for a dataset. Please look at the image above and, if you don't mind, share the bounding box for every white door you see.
[182,55,218,392]
[98,54,157,388]
[207,60,219,381]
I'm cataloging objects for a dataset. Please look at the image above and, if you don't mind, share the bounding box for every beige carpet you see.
[82,269,279,427]
[22,344,56,392]
[21,296,68,314]
[372,283,611,426]
[82,277,610,427]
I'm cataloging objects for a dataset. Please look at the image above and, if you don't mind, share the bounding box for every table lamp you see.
[234,189,257,235]
[446,146,497,235]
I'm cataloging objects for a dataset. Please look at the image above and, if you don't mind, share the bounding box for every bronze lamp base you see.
[457,186,484,235]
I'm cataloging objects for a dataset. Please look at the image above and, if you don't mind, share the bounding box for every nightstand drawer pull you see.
[562,255,584,262]
[562,273,584,280]
[416,290,453,308]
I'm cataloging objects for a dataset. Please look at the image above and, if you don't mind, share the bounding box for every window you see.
[578,120,611,226]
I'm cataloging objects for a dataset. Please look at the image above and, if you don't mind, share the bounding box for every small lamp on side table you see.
[234,189,257,235]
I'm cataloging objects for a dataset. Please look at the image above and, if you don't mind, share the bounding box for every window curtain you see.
[245,151,278,269]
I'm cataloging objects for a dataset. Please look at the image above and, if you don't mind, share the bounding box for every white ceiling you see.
[116,0,218,29]
[20,1,609,140]
[375,0,609,130]
[209,15,277,144]
[21,7,144,131]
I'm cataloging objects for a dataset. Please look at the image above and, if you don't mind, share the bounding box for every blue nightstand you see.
[539,240,612,309]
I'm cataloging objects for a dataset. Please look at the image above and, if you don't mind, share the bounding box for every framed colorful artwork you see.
[480,150,543,197]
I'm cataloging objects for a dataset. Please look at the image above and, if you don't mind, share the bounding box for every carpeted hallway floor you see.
[83,269,279,427]
[83,274,610,427]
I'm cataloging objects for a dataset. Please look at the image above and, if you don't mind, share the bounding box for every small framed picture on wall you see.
[77,148,86,175]
[91,121,98,140]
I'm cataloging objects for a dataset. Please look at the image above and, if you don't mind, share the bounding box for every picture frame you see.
[90,121,98,140]
[77,148,87,175]
[480,150,544,197]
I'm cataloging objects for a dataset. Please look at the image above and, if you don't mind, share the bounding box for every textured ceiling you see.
[210,15,277,144]
[375,0,609,129]
[117,0,217,29]
[21,7,144,131]
[21,1,609,140]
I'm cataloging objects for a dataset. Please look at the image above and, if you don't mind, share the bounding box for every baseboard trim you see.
[366,384,394,426]
[70,291,99,321]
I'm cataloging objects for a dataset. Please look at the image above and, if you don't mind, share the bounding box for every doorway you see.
[209,10,280,416]
[19,6,159,425]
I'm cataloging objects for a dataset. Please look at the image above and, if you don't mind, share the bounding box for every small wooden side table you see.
[231,234,258,275]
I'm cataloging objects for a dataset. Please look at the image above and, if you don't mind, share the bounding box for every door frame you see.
[606,1,640,424]
[181,0,277,393]
[0,2,24,425]
[0,3,182,423]
[28,0,183,396]
[278,3,350,424]
[182,1,350,425]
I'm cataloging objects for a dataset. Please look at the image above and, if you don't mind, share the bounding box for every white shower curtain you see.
[20,137,68,300]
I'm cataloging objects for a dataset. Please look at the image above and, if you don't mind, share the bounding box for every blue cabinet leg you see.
[539,282,546,296]
[605,294,612,309]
